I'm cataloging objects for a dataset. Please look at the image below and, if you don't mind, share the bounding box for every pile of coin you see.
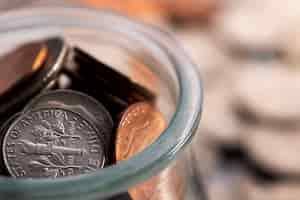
[0,37,172,199]
[177,0,300,197]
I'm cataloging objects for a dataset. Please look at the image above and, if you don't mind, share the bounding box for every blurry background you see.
[2,1,300,199]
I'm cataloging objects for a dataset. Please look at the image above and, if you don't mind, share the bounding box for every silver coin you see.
[0,113,21,175]
[3,107,105,178]
[23,89,113,151]
[241,127,300,176]
[233,63,300,123]
[241,176,300,200]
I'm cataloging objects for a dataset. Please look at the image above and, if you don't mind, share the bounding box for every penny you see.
[116,102,166,161]
[65,47,155,105]
[115,102,175,200]
[0,37,66,121]
[23,89,113,153]
[129,164,184,200]
[2,107,105,178]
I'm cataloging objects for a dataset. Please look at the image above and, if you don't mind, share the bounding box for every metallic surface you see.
[116,102,166,161]
[0,37,67,121]
[23,89,113,152]
[3,107,105,178]
[115,102,184,200]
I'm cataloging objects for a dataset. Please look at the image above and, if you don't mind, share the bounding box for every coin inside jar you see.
[0,37,67,121]
[23,89,114,155]
[115,102,166,161]
[115,102,185,200]
[2,107,105,178]
[0,113,21,175]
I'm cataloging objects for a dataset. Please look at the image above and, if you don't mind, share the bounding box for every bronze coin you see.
[115,102,184,200]
[129,164,184,200]
[116,102,166,161]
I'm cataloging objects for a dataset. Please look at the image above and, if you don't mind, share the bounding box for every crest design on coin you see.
[3,108,105,178]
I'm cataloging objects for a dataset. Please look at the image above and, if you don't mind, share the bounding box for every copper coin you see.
[116,102,166,161]
[129,164,184,200]
[115,102,184,200]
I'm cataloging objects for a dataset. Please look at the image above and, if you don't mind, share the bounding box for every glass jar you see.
[0,7,203,200]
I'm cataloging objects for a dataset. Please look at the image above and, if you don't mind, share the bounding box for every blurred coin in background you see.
[241,177,300,200]
[198,78,243,145]
[176,28,232,87]
[213,0,289,58]
[242,127,300,176]
[232,63,300,124]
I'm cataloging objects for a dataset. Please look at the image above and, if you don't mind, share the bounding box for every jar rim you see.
[0,7,203,199]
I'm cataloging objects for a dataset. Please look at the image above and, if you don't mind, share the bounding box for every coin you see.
[241,176,300,200]
[65,47,155,104]
[23,89,113,155]
[115,102,184,200]
[213,1,286,59]
[233,64,300,124]
[129,164,184,200]
[0,37,66,121]
[199,79,243,145]
[241,127,300,176]
[177,29,232,87]
[2,107,105,178]
[116,102,166,161]
[0,113,21,175]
